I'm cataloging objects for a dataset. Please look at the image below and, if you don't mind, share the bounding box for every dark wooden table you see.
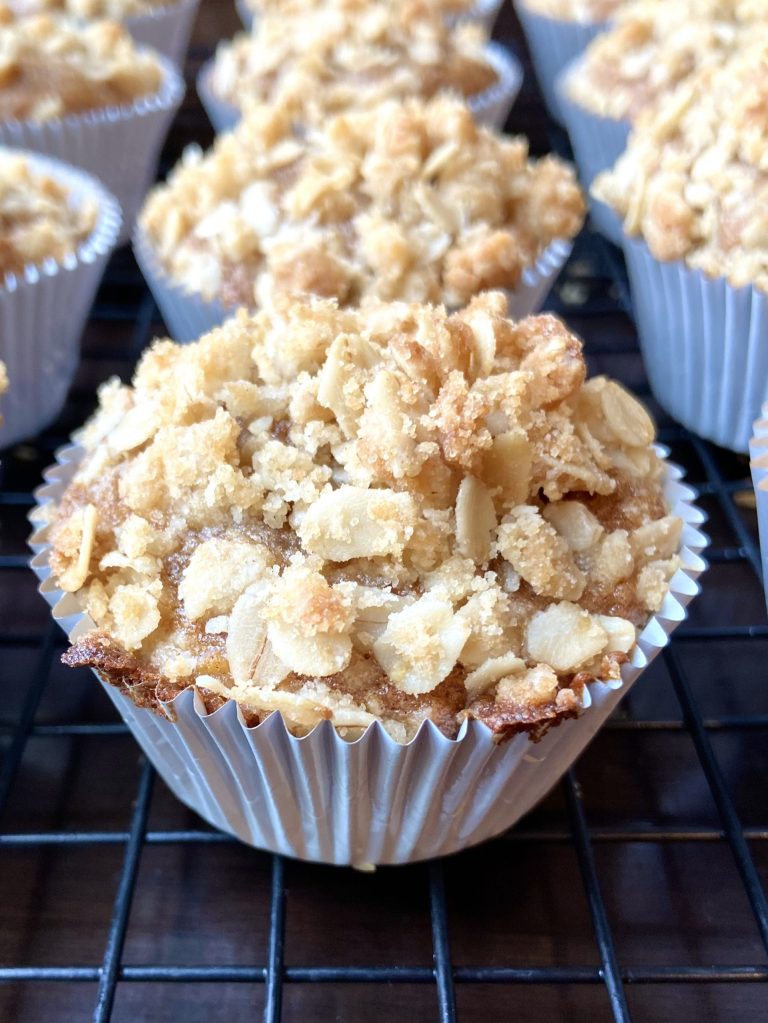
[1,3,767,1020]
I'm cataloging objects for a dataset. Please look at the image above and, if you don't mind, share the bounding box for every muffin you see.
[513,0,624,122]
[0,148,120,446]
[31,292,705,862]
[593,38,768,451]
[558,0,768,239]
[4,0,200,64]
[236,0,504,33]
[198,0,521,133]
[0,6,184,239]
[136,96,585,341]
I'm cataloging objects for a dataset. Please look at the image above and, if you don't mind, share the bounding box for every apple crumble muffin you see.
[564,0,768,123]
[593,37,768,292]
[140,96,584,310]
[518,0,622,21]
[0,5,164,123]
[0,151,98,281]
[207,0,498,124]
[48,292,682,743]
[238,0,484,17]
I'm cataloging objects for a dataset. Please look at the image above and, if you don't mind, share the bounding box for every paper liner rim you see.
[29,440,707,752]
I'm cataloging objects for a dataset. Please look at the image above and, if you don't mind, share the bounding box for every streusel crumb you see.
[140,96,584,310]
[6,0,174,16]
[208,0,498,123]
[593,37,768,292]
[0,151,98,282]
[520,0,622,21]
[0,5,163,123]
[565,0,768,122]
[49,293,682,743]
[240,0,481,18]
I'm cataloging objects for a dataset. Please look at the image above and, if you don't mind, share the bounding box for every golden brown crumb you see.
[209,0,497,123]
[48,294,682,743]
[0,5,163,123]
[521,0,622,20]
[565,0,768,121]
[0,152,98,281]
[594,36,768,292]
[6,0,173,15]
[140,96,584,310]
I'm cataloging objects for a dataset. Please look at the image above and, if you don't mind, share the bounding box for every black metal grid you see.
[1,12,767,1023]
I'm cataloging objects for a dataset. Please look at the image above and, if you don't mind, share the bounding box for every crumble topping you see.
[48,293,682,743]
[6,0,174,15]
[565,0,768,121]
[519,0,623,22]
[593,37,768,292]
[207,0,499,123]
[239,0,481,17]
[140,96,584,310]
[0,5,164,123]
[0,151,98,282]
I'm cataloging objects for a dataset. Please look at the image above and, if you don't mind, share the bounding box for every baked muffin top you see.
[140,96,584,310]
[593,38,768,292]
[208,0,498,122]
[239,0,482,17]
[0,5,164,123]
[0,151,98,282]
[565,0,768,121]
[49,292,682,743]
[6,0,174,16]
[519,0,623,22]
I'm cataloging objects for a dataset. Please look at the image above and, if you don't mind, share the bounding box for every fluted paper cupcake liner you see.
[134,220,573,344]
[749,410,768,609]
[197,42,522,135]
[555,64,628,245]
[513,1,607,124]
[236,0,504,33]
[623,236,768,454]
[29,443,706,865]
[124,0,200,66]
[0,54,184,244]
[0,151,121,448]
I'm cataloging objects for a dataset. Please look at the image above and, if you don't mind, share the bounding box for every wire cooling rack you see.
[1,8,767,1022]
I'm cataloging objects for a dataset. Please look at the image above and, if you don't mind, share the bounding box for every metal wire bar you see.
[263,855,286,1023]
[565,771,632,1023]
[92,761,154,1023]
[429,862,458,1022]
[665,647,768,956]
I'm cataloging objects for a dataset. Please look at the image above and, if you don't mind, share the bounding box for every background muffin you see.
[137,96,584,340]
[593,38,768,451]
[199,0,520,133]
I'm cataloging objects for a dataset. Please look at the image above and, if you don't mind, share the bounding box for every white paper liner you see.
[29,443,706,865]
[513,1,607,124]
[0,151,121,448]
[749,409,768,609]
[236,0,504,33]
[555,62,628,245]
[197,42,522,135]
[133,218,228,343]
[123,0,201,66]
[623,235,768,454]
[0,53,184,244]
[134,218,573,344]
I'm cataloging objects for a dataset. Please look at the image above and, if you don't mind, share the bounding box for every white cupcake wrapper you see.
[749,410,768,608]
[555,63,628,245]
[28,443,706,865]
[123,0,201,66]
[197,42,522,135]
[236,0,504,34]
[623,235,768,454]
[134,219,572,344]
[133,219,227,343]
[0,54,185,244]
[513,1,607,124]
[0,151,122,448]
